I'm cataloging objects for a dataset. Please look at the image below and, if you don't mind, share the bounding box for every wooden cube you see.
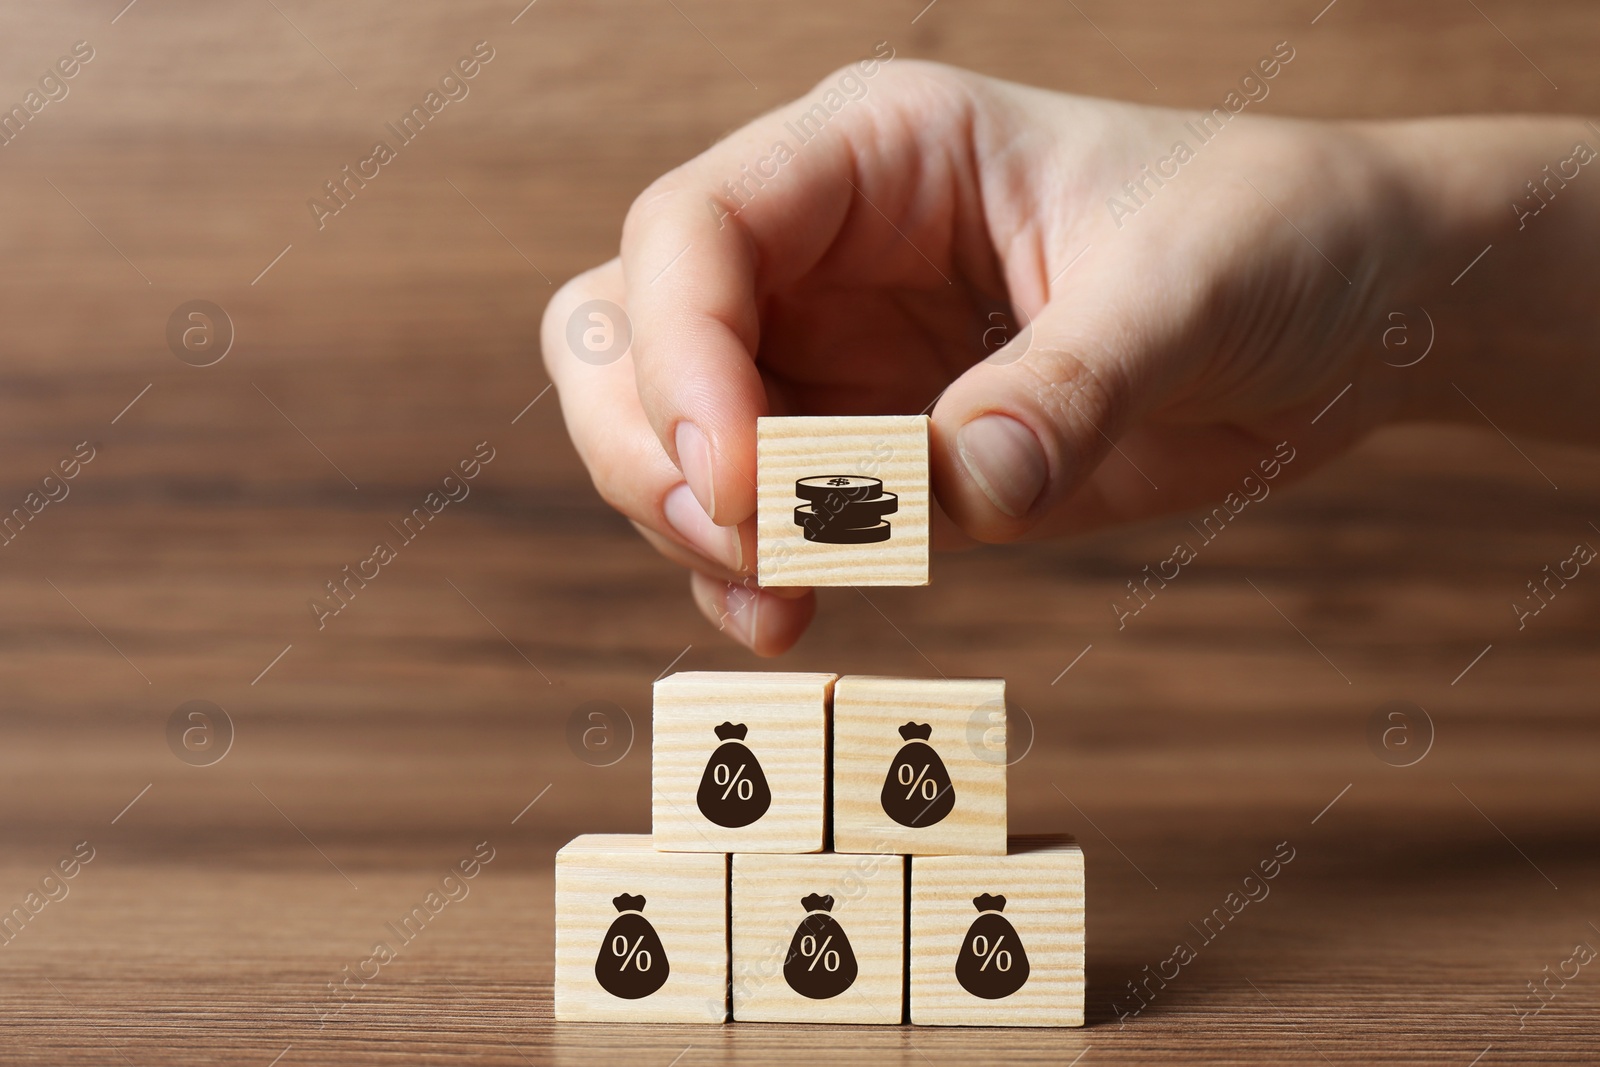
[756,415,930,587]
[909,835,1085,1026]
[652,671,834,853]
[831,676,1007,856]
[554,835,728,1023]
[731,852,907,1024]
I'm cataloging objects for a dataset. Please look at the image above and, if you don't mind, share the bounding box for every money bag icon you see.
[696,722,772,828]
[880,722,956,827]
[955,894,1030,999]
[594,893,670,999]
[783,894,859,1000]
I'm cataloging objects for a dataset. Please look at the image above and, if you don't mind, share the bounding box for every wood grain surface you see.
[555,836,727,1024]
[757,416,931,587]
[731,853,906,1024]
[831,676,1007,856]
[1,0,1598,1063]
[652,672,834,853]
[909,836,1085,1027]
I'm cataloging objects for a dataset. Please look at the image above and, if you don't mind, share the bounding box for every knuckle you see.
[621,174,685,250]
[864,58,976,103]
[540,268,596,344]
[1018,346,1131,443]
[540,262,628,375]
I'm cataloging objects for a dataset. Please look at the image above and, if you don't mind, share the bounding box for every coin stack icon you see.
[792,475,899,545]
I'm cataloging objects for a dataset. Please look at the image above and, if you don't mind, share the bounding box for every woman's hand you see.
[541,55,1591,655]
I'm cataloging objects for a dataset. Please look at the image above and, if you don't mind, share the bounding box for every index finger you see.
[618,48,923,527]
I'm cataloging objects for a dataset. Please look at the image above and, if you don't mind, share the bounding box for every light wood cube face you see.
[909,836,1085,1026]
[554,835,728,1023]
[652,672,834,853]
[731,852,907,1024]
[756,415,930,587]
[832,676,1007,856]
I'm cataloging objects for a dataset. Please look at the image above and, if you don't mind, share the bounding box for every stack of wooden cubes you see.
[554,672,1085,1026]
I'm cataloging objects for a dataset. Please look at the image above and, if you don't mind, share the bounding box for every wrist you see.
[1350,118,1492,425]
[1359,116,1600,437]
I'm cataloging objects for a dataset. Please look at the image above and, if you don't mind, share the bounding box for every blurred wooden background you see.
[1,0,1597,1062]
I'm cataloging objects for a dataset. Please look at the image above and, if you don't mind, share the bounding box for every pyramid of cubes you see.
[554,672,1086,1026]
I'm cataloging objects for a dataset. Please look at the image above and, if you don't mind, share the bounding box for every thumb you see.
[930,291,1163,543]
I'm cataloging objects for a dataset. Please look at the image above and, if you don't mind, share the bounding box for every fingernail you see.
[957,414,1048,518]
[664,483,742,572]
[721,582,761,647]
[675,421,716,518]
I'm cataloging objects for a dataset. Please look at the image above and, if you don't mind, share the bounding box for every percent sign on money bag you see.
[593,893,670,999]
[782,893,860,1000]
[880,721,956,827]
[696,721,772,828]
[954,894,1031,1000]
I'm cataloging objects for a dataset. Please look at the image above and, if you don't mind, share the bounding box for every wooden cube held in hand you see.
[731,852,907,1024]
[832,676,1007,856]
[756,415,930,587]
[909,835,1085,1026]
[554,835,728,1023]
[652,671,834,853]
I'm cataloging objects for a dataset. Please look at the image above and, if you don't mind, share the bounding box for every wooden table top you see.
[2,0,1597,1062]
